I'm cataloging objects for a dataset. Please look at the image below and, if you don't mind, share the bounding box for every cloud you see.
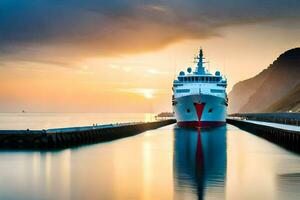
[146,68,168,75]
[1,0,300,66]
[109,64,120,69]
[120,88,157,99]
[122,67,132,72]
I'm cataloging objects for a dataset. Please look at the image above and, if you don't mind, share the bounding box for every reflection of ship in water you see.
[173,126,227,200]
[276,173,300,200]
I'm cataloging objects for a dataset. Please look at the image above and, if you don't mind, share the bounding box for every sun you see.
[139,89,154,99]
[144,92,154,99]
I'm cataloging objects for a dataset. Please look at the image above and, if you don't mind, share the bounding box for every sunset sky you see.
[1,0,300,112]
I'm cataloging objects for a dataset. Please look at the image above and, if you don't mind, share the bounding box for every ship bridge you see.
[173,48,227,88]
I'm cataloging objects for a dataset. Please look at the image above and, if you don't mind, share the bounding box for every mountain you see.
[264,83,300,112]
[228,48,300,113]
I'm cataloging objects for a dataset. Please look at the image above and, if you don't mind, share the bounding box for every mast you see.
[196,48,205,74]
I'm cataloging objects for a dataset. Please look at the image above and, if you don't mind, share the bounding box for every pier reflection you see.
[276,173,300,200]
[173,126,227,199]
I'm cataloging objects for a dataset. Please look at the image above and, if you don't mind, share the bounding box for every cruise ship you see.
[172,49,227,128]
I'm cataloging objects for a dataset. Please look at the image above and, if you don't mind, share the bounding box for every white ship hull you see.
[173,94,227,128]
[172,48,227,128]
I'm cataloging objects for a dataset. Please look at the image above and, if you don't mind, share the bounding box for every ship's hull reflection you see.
[173,126,227,200]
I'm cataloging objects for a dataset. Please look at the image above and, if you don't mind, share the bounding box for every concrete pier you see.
[0,119,176,150]
[229,113,300,126]
[227,118,300,153]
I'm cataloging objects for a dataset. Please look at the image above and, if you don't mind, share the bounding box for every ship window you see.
[184,77,187,82]
[208,108,213,113]
[205,77,208,82]
[195,77,199,82]
[211,89,224,93]
[191,77,194,82]
[186,109,190,113]
[178,77,183,82]
[176,89,190,93]
[173,84,183,87]
[201,77,204,82]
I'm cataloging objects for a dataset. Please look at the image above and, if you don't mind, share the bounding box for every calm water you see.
[0,113,300,200]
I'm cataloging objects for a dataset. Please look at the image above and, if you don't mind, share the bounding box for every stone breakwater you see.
[0,119,176,150]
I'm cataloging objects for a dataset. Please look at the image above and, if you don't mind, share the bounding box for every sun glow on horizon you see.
[144,92,154,99]
[137,89,155,99]
[122,88,155,99]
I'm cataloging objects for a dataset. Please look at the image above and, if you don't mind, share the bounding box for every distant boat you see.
[172,48,228,128]
[22,110,26,113]
[155,112,174,120]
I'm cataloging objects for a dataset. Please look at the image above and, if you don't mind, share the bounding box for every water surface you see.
[0,113,299,200]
